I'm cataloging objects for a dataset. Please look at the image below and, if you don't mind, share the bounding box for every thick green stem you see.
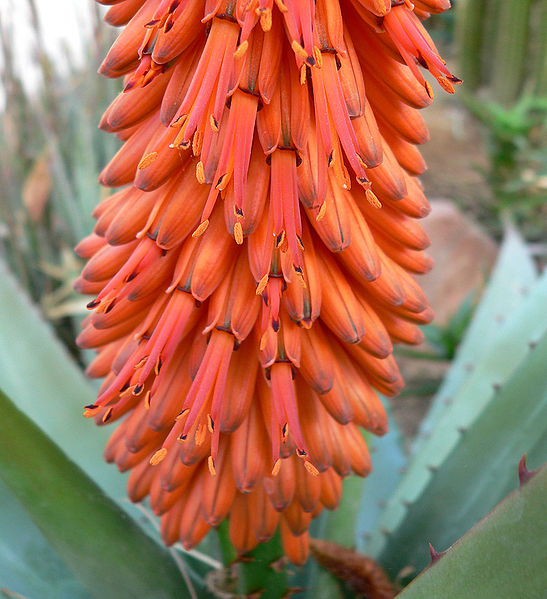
[216,522,289,598]
[237,533,288,599]
[217,520,237,566]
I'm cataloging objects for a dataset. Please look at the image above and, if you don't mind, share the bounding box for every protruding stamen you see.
[234,40,249,59]
[257,7,272,31]
[304,461,319,476]
[102,408,113,423]
[256,274,269,295]
[196,161,205,184]
[210,114,219,132]
[291,40,308,62]
[83,404,100,417]
[316,201,327,221]
[274,0,288,13]
[366,188,382,208]
[176,407,190,421]
[437,77,455,94]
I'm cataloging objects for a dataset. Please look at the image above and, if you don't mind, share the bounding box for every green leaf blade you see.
[357,402,407,553]
[366,267,547,566]
[378,329,547,575]
[0,257,125,501]
[0,388,186,599]
[414,226,536,448]
[396,462,547,599]
[0,479,91,599]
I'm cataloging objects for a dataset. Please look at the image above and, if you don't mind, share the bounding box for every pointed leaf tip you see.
[428,543,447,565]
[518,454,538,486]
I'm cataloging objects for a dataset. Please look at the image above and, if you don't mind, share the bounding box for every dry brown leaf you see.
[22,150,51,222]
[309,538,397,599]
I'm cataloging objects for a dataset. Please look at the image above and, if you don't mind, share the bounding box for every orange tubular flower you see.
[78,0,459,564]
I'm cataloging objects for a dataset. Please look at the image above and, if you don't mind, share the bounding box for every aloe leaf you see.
[414,226,536,450]
[0,388,186,599]
[0,257,125,501]
[125,502,220,595]
[0,259,215,592]
[366,268,547,563]
[329,476,368,546]
[357,402,407,553]
[377,329,547,575]
[0,479,91,599]
[396,462,547,599]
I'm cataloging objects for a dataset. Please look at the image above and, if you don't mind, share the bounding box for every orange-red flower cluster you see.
[77,0,458,564]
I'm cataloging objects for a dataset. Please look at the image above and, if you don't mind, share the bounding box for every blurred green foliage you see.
[463,95,547,232]
[456,0,547,240]
[0,1,121,355]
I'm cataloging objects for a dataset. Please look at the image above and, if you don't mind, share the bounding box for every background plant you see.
[456,0,547,240]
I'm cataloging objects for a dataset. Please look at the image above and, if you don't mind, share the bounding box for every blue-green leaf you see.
[357,402,407,553]
[396,462,547,599]
[414,226,536,449]
[0,258,125,501]
[377,329,547,575]
[0,479,91,599]
[0,388,186,599]
[366,268,547,565]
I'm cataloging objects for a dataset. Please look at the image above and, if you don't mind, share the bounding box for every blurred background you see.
[0,0,545,597]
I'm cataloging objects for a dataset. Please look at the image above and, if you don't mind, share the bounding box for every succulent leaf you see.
[414,226,536,449]
[396,461,547,599]
[0,478,91,599]
[356,403,407,551]
[373,322,547,575]
[0,258,125,501]
[0,388,187,599]
[364,254,546,569]
[0,258,215,596]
